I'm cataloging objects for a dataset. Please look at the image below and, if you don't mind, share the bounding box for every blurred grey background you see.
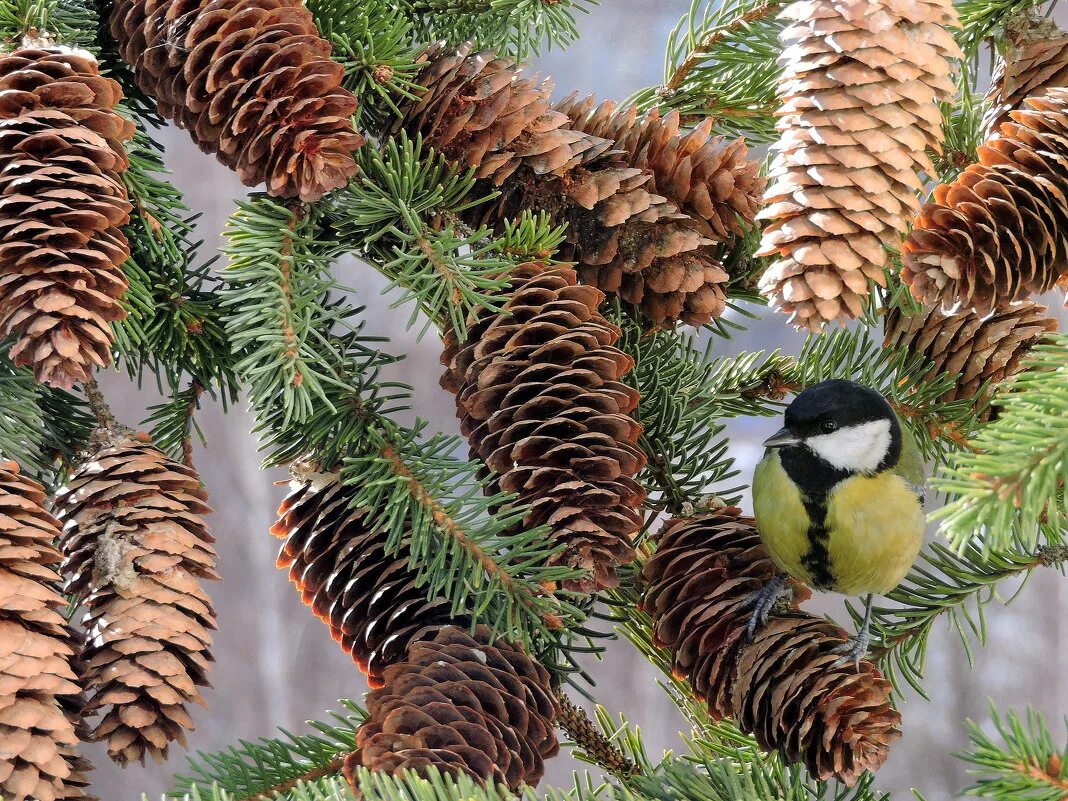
[92,3,1068,799]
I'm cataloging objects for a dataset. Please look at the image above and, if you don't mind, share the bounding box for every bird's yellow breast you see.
[753,452,925,596]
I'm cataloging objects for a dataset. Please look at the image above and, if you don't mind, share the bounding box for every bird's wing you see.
[893,415,927,503]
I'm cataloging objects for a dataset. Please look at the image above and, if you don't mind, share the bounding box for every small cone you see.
[270,470,457,687]
[111,0,363,201]
[640,510,900,785]
[0,461,95,801]
[345,625,558,791]
[395,43,730,326]
[758,0,962,330]
[884,302,1058,419]
[442,262,646,592]
[55,436,218,766]
[903,89,1068,313]
[0,48,134,388]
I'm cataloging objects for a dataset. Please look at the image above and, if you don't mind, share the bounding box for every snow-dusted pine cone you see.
[0,48,133,388]
[56,436,218,766]
[758,0,962,330]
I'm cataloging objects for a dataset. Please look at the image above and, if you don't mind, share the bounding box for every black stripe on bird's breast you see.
[800,495,835,590]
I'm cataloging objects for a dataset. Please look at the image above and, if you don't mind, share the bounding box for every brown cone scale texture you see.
[758,0,962,330]
[903,90,1068,312]
[56,437,218,767]
[0,48,134,389]
[983,26,1068,136]
[884,302,1058,420]
[110,0,363,201]
[345,625,558,791]
[270,471,456,688]
[397,43,730,326]
[555,95,765,244]
[640,511,901,785]
[442,263,646,592]
[0,462,95,801]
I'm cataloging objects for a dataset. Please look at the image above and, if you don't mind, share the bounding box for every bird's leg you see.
[743,574,793,639]
[832,594,874,668]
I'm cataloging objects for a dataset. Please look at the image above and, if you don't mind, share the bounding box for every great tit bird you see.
[750,379,926,665]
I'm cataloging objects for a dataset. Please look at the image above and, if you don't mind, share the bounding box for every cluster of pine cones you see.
[1,436,217,801]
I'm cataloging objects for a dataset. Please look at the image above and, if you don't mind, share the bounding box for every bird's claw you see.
[830,629,871,669]
[742,574,792,640]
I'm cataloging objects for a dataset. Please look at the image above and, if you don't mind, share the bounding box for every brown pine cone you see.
[395,42,729,326]
[983,20,1068,136]
[344,625,558,791]
[442,262,646,592]
[0,461,95,801]
[56,436,218,766]
[0,48,134,389]
[640,511,900,786]
[758,0,962,330]
[884,302,1058,419]
[555,95,765,243]
[903,89,1068,313]
[110,0,363,201]
[270,469,457,688]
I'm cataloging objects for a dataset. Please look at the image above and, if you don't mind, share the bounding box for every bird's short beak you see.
[763,427,800,449]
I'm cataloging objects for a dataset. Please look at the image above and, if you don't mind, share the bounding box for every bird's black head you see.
[765,380,901,485]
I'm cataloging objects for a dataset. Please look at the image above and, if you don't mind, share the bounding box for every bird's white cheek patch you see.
[806,419,892,473]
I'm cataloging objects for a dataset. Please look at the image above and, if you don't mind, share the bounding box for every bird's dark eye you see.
[820,420,838,433]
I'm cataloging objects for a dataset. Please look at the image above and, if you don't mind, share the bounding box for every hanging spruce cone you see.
[555,95,765,243]
[56,435,218,766]
[640,511,900,785]
[0,48,134,389]
[442,262,646,592]
[884,302,1058,419]
[0,461,95,801]
[344,625,559,791]
[983,20,1068,136]
[757,0,962,330]
[395,42,730,326]
[110,0,363,201]
[271,469,457,687]
[903,89,1068,313]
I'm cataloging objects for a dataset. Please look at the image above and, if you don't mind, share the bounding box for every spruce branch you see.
[933,337,1068,554]
[0,0,97,50]
[552,688,640,781]
[959,706,1068,801]
[956,0,1058,60]
[865,536,1068,698]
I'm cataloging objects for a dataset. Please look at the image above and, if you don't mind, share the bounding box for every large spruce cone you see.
[110,0,363,201]
[640,511,901,785]
[0,462,94,801]
[983,22,1068,136]
[758,0,962,330]
[0,48,134,389]
[442,263,646,592]
[903,89,1068,313]
[884,302,1058,419]
[270,470,456,688]
[345,625,558,791]
[396,42,730,326]
[555,95,765,243]
[56,436,218,766]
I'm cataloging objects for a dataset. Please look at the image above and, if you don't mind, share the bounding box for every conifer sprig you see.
[933,337,1067,554]
[958,706,1068,801]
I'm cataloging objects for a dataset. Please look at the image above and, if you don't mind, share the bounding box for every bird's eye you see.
[820,420,838,433]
